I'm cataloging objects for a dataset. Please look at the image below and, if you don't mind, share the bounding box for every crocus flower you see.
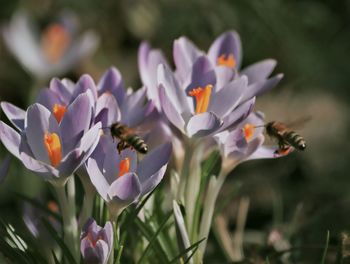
[0,92,101,185]
[86,136,172,216]
[214,111,289,171]
[173,31,283,95]
[80,218,113,264]
[2,10,99,79]
[158,57,256,138]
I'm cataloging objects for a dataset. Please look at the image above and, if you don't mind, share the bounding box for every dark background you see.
[0,0,349,262]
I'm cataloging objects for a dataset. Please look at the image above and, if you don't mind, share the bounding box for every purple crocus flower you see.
[214,112,289,167]
[158,58,256,138]
[173,31,283,95]
[0,92,100,184]
[80,218,113,264]
[2,10,99,79]
[86,136,172,215]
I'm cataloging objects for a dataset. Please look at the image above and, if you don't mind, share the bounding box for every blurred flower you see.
[2,10,99,79]
[86,136,172,216]
[80,218,113,264]
[0,92,100,185]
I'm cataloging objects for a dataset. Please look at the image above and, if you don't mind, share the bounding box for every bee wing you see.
[286,116,312,129]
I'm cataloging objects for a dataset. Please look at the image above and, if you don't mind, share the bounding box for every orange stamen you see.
[41,23,71,63]
[52,104,66,123]
[47,201,59,213]
[87,233,103,247]
[118,158,130,177]
[43,132,62,167]
[276,146,293,156]
[188,85,212,114]
[243,123,255,142]
[217,54,236,68]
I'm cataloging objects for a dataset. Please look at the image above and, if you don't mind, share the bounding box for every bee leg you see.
[117,141,126,154]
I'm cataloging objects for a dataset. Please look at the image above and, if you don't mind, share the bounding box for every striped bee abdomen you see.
[283,131,306,150]
[126,135,148,154]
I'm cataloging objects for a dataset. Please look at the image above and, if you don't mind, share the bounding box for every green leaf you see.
[42,219,77,264]
[201,150,221,183]
[169,237,206,264]
[137,212,172,264]
[320,230,330,264]
[52,251,60,264]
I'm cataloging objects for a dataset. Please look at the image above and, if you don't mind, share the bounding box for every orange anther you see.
[243,123,255,142]
[188,85,212,114]
[118,158,130,177]
[52,104,66,123]
[217,54,236,68]
[43,132,62,167]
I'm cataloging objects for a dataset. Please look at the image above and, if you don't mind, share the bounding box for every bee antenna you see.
[254,124,266,128]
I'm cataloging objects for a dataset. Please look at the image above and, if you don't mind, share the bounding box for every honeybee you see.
[110,122,148,154]
[265,121,306,155]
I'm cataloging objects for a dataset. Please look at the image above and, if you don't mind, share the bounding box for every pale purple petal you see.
[76,122,101,158]
[209,76,247,117]
[96,93,120,126]
[107,172,141,204]
[70,74,97,102]
[104,222,113,250]
[241,59,277,84]
[208,31,242,69]
[173,37,203,81]
[215,67,235,91]
[246,145,281,161]
[36,89,63,111]
[59,93,93,154]
[1,102,25,131]
[186,112,223,137]
[185,56,216,93]
[49,78,72,104]
[242,74,283,102]
[137,142,171,195]
[25,104,59,164]
[97,67,124,106]
[0,121,20,159]
[87,158,109,201]
[219,97,256,132]
[157,64,191,116]
[159,86,185,133]
[94,240,110,264]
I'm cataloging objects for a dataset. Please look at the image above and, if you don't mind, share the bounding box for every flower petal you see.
[241,59,277,84]
[25,104,59,164]
[59,92,93,154]
[97,67,125,106]
[242,74,283,102]
[186,112,223,137]
[107,172,141,204]
[137,142,172,195]
[173,37,203,81]
[208,31,242,69]
[215,66,235,91]
[185,56,216,93]
[49,78,73,104]
[36,89,63,111]
[159,86,185,133]
[87,158,110,201]
[0,121,21,159]
[70,74,97,102]
[1,102,25,131]
[209,76,247,117]
[95,93,120,126]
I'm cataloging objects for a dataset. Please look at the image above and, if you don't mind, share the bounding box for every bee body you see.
[110,122,148,154]
[266,121,306,152]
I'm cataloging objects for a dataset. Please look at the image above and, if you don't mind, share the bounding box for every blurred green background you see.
[0,0,350,262]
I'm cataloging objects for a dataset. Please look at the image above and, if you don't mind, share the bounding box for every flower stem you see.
[78,174,96,233]
[54,176,79,262]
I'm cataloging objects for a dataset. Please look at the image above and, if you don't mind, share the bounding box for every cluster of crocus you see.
[0,30,292,263]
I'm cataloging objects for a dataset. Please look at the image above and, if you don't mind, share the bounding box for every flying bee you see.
[265,121,306,155]
[109,122,148,154]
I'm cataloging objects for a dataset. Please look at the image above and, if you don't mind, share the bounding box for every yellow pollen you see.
[188,85,212,114]
[243,123,255,142]
[217,54,236,68]
[52,104,66,123]
[41,23,71,63]
[118,158,130,177]
[43,132,62,167]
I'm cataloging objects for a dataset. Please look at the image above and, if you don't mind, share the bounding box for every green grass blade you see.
[42,219,77,264]
[169,237,206,264]
[320,230,330,264]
